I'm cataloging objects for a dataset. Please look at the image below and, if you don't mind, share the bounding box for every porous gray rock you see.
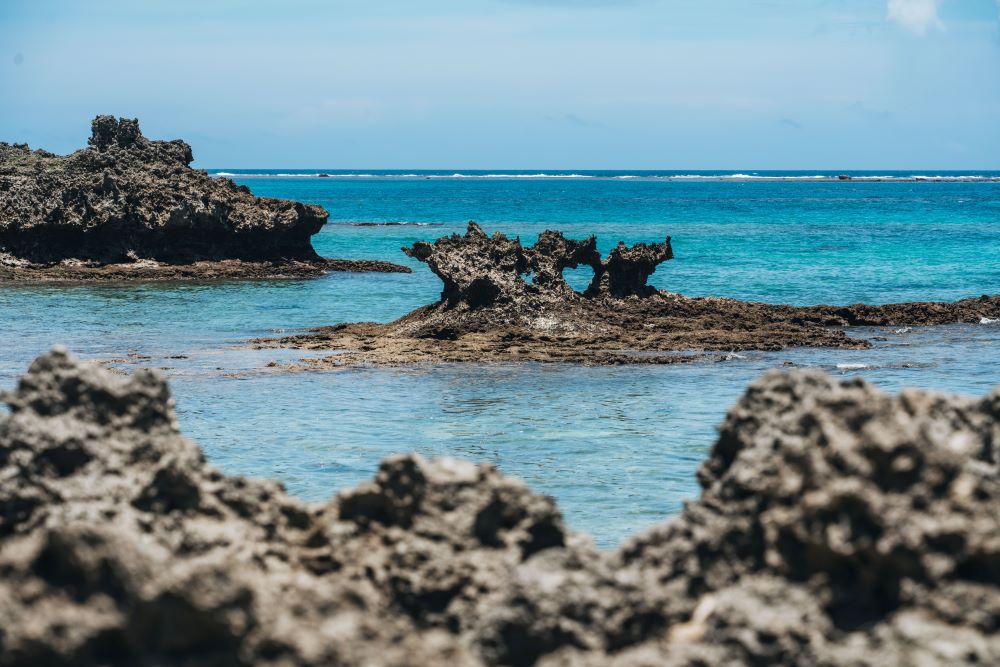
[402,222,673,309]
[0,349,566,666]
[585,239,674,298]
[0,117,410,280]
[566,370,1000,665]
[404,222,534,308]
[1,349,998,666]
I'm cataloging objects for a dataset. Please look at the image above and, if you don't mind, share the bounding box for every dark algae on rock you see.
[260,222,1000,366]
[1,349,998,665]
[0,116,409,281]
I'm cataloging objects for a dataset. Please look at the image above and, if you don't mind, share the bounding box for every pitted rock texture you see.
[402,223,673,307]
[1,349,998,666]
[262,222,999,366]
[0,117,409,280]
[0,349,560,665]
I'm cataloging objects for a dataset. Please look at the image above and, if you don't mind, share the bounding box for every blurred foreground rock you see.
[0,349,997,665]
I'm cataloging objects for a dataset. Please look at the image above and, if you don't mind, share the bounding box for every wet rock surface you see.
[0,117,409,281]
[1,349,997,666]
[261,222,999,366]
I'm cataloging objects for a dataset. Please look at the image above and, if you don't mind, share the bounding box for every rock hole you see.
[648,262,669,293]
[563,265,596,294]
[466,277,501,308]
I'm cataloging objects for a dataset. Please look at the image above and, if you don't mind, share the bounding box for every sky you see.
[2,0,999,169]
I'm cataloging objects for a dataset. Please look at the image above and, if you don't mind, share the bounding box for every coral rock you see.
[0,117,408,279]
[403,221,674,309]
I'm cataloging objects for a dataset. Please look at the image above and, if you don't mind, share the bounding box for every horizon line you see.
[200,167,1000,172]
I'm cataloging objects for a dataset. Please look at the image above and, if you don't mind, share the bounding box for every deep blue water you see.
[2,171,999,548]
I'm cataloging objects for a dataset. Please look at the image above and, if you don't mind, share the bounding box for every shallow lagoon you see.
[2,174,998,547]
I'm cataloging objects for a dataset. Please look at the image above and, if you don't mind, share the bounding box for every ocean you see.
[2,170,998,548]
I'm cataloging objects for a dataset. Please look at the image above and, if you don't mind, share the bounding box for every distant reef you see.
[0,116,409,281]
[1,348,998,665]
[258,222,1000,366]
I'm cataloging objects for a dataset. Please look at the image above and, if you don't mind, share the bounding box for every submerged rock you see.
[1,349,997,665]
[261,222,999,366]
[0,117,409,280]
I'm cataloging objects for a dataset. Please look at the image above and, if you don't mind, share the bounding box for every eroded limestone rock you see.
[586,239,674,298]
[402,222,673,309]
[404,222,533,308]
[1,349,998,665]
[0,117,409,279]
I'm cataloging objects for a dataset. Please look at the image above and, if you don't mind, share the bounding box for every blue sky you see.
[2,0,999,168]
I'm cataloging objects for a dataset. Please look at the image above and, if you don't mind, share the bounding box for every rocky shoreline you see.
[1,349,997,665]
[0,117,409,282]
[258,222,999,366]
[0,257,410,284]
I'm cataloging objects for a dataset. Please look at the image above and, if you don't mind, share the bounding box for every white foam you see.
[836,363,870,370]
[443,173,594,179]
[911,175,994,181]
[894,327,912,334]
[346,221,435,227]
[670,174,828,181]
[980,317,999,325]
[208,172,1000,182]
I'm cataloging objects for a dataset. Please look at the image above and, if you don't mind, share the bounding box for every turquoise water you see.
[2,171,999,548]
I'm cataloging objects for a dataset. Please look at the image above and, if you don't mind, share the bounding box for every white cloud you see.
[887,0,943,35]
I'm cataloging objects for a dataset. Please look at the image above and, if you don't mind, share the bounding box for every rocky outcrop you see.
[1,349,998,665]
[404,222,536,308]
[262,223,999,366]
[0,117,410,280]
[402,222,673,308]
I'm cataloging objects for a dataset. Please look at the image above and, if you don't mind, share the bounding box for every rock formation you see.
[402,222,673,308]
[261,222,999,366]
[0,116,409,280]
[1,349,998,665]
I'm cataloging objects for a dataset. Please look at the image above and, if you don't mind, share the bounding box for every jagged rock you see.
[0,116,410,280]
[586,239,674,298]
[1,350,998,665]
[0,349,566,666]
[468,369,1000,666]
[402,222,672,309]
[89,116,148,152]
[527,230,601,295]
[404,222,533,308]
